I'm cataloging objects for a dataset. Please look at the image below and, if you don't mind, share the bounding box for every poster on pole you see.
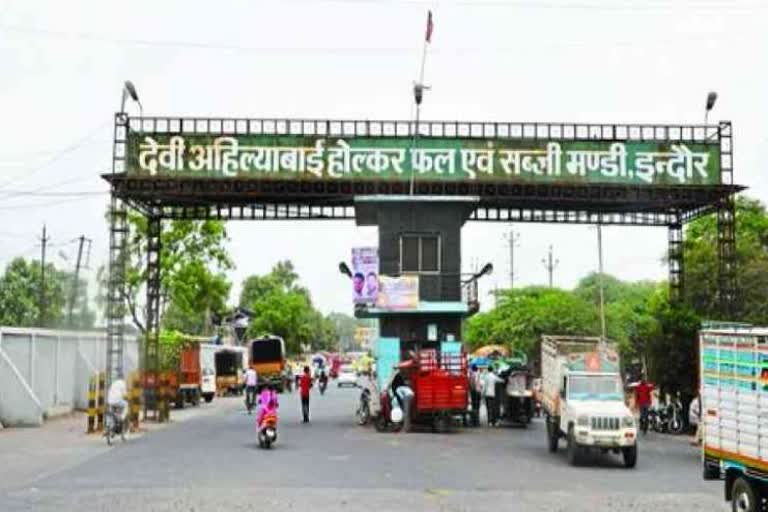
[352,247,379,304]
[376,276,419,310]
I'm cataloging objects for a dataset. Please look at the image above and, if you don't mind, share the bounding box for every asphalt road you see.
[1,385,727,511]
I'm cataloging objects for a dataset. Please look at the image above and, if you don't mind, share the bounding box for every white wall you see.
[0,327,138,427]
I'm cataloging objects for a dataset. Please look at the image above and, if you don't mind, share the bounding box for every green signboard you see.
[125,133,721,186]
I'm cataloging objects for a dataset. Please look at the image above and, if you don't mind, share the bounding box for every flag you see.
[425,10,433,43]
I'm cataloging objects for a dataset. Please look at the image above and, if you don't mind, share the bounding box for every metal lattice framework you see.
[105,114,743,419]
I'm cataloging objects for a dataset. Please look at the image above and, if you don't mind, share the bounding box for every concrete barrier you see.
[0,327,138,427]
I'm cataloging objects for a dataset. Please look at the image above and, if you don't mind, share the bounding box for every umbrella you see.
[472,345,509,358]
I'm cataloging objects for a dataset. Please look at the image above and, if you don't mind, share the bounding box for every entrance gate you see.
[105,114,743,418]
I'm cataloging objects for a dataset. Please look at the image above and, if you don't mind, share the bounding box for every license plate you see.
[595,436,617,446]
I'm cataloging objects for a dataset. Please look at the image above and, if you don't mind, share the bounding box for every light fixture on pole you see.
[704,91,717,125]
[338,262,353,279]
[120,80,143,116]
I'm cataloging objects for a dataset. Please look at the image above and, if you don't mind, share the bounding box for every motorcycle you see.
[357,388,371,425]
[257,412,278,449]
[318,374,328,395]
[245,387,256,414]
[105,404,127,446]
[373,390,403,433]
[649,399,685,434]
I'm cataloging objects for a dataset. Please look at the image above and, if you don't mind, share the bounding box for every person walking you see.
[469,364,482,427]
[244,366,258,414]
[634,376,655,434]
[299,366,313,423]
[482,367,504,427]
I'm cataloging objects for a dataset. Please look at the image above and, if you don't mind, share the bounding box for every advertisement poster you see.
[376,276,419,310]
[352,247,379,304]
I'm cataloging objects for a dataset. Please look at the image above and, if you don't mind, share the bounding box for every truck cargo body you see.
[700,327,768,511]
[249,336,286,391]
[199,343,219,402]
[541,336,637,468]
[215,347,247,395]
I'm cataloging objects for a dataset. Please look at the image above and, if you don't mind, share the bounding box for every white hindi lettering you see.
[460,149,494,179]
[139,136,186,174]
[133,135,711,184]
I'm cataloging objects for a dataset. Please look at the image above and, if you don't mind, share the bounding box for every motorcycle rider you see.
[244,366,258,414]
[318,366,329,394]
[257,383,278,428]
[106,376,129,427]
[391,370,414,432]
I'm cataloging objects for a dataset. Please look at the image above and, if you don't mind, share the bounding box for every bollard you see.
[96,372,106,432]
[86,374,97,433]
[128,372,142,431]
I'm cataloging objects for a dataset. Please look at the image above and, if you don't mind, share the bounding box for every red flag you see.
[425,10,433,43]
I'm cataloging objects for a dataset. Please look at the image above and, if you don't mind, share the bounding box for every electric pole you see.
[503,229,520,288]
[541,245,559,288]
[39,225,50,326]
[68,236,92,327]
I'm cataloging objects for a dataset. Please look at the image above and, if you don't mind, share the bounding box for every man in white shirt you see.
[245,367,258,414]
[482,367,504,427]
[107,378,128,423]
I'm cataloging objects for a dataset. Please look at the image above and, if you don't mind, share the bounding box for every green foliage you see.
[120,212,233,336]
[683,196,768,324]
[464,286,599,364]
[241,260,340,355]
[0,258,68,328]
[158,330,201,371]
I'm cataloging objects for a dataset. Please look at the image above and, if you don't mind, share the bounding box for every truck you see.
[540,335,638,468]
[700,325,768,512]
[249,335,286,392]
[215,346,248,396]
[199,343,219,403]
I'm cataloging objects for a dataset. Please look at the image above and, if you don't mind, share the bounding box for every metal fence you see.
[0,327,138,427]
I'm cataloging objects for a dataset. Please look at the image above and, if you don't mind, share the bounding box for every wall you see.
[0,327,138,427]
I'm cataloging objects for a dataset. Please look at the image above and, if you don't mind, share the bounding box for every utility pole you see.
[541,245,559,288]
[68,236,92,327]
[503,229,520,288]
[597,224,607,341]
[39,225,50,326]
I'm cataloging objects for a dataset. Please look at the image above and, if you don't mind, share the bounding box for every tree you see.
[0,258,68,328]
[464,286,599,366]
[683,196,768,324]
[241,261,338,355]
[119,212,233,336]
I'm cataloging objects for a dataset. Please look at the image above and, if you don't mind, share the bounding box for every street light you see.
[338,262,353,278]
[704,91,717,125]
[120,80,143,115]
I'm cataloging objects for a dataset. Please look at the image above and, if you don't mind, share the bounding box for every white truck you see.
[199,343,220,403]
[540,335,637,468]
[700,325,768,512]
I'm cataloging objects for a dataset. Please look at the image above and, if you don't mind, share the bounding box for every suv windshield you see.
[568,375,623,401]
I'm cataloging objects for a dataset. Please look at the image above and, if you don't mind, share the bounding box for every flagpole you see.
[410,11,432,196]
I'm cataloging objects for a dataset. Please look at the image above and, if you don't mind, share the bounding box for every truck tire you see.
[546,418,559,453]
[732,476,758,512]
[203,393,214,403]
[566,426,580,466]
[622,445,637,469]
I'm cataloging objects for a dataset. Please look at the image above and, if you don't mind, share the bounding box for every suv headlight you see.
[576,415,589,426]
[622,416,635,428]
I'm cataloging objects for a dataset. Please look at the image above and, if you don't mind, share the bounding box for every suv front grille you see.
[591,416,620,430]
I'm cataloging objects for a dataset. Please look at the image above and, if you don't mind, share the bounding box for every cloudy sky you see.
[1,0,766,317]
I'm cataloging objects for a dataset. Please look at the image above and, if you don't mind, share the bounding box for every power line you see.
[0,120,110,192]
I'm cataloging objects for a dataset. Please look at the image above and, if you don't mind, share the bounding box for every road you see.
[1,386,725,511]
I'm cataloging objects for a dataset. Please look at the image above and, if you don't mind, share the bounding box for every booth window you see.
[400,234,440,273]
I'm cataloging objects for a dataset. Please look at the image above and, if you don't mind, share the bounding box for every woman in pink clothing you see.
[256,384,278,428]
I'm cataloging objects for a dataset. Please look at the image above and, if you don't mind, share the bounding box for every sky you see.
[0,0,766,318]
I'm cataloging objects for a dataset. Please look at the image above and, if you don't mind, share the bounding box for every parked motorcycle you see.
[105,404,127,446]
[257,412,278,449]
[648,399,685,435]
[357,388,371,426]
